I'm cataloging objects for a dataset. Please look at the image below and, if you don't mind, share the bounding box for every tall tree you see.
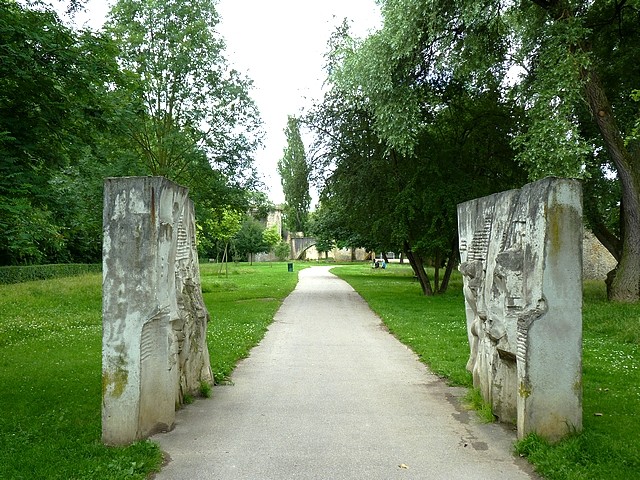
[324,0,640,302]
[106,0,262,193]
[511,0,640,301]
[306,18,525,295]
[0,1,126,264]
[277,116,311,233]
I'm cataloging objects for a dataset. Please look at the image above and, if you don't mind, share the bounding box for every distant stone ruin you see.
[102,177,212,445]
[458,177,583,442]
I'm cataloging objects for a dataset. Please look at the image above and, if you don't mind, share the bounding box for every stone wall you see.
[583,231,617,280]
[458,177,582,442]
[102,177,212,445]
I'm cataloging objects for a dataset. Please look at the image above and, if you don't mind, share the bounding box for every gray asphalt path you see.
[152,266,538,479]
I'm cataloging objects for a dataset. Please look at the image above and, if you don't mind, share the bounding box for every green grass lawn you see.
[332,263,640,480]
[2,260,638,479]
[0,262,302,479]
[0,273,161,479]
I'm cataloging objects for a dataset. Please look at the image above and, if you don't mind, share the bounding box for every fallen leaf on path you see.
[399,464,409,469]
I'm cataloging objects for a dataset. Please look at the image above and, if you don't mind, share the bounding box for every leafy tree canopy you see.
[311,0,640,301]
[262,226,282,252]
[0,0,267,266]
[306,15,526,295]
[0,1,127,264]
[233,216,268,265]
[106,0,263,190]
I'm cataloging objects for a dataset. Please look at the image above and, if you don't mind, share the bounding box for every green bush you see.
[0,264,102,285]
[274,241,291,261]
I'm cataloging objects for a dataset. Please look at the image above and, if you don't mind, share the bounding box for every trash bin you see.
[287,262,294,272]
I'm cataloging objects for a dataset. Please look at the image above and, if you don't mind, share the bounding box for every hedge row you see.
[0,264,102,285]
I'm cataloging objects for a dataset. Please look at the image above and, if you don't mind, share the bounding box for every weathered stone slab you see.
[458,177,582,442]
[174,196,213,401]
[102,177,212,445]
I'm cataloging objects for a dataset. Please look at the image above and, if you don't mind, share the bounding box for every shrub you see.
[274,241,291,261]
[0,264,102,285]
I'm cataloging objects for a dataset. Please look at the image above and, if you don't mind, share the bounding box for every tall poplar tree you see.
[277,116,311,233]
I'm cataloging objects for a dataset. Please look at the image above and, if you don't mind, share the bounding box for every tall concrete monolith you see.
[458,177,583,442]
[102,176,212,445]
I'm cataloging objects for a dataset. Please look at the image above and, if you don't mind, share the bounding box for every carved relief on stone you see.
[102,177,213,446]
[173,199,213,405]
[458,177,583,442]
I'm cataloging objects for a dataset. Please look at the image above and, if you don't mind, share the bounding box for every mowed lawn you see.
[332,263,640,480]
[0,262,302,479]
[1,261,638,479]
[0,273,161,479]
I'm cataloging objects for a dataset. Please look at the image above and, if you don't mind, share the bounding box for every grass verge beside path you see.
[331,264,472,387]
[0,273,161,480]
[200,262,305,384]
[0,262,303,479]
[332,263,640,480]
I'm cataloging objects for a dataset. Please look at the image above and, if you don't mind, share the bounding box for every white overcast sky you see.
[57,0,382,204]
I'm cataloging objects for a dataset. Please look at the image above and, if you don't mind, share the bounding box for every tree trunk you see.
[583,69,640,302]
[433,251,441,292]
[404,242,433,296]
[438,237,459,294]
[532,0,640,301]
[582,179,622,261]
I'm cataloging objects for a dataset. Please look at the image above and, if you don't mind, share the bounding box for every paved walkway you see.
[152,266,537,479]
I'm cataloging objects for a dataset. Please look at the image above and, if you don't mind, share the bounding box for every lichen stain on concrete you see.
[547,204,565,255]
[103,366,129,399]
[518,381,531,399]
